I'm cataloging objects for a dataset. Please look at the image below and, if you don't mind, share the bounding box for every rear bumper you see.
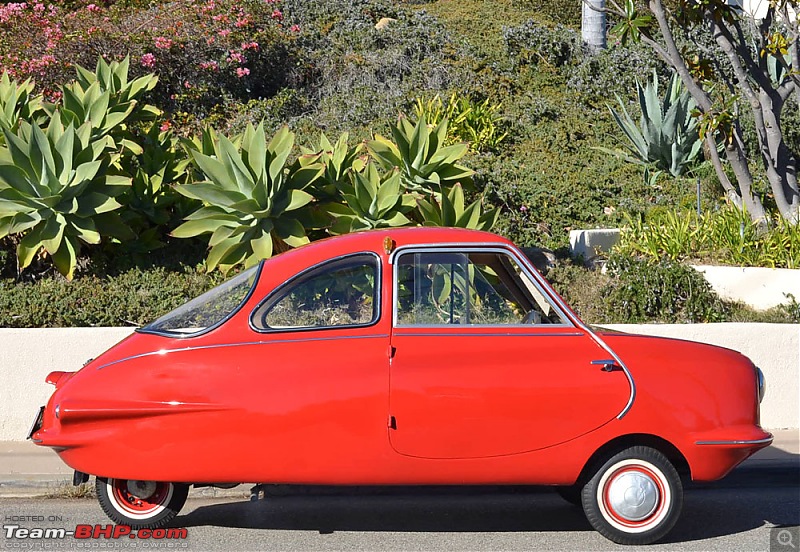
[686,428,773,481]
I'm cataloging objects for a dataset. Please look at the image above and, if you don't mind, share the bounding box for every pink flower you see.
[140,53,156,68]
[85,3,100,12]
[236,67,250,78]
[44,89,62,103]
[199,60,219,71]
[160,120,171,132]
[270,9,282,21]
[227,51,244,64]
[217,29,230,37]
[234,16,249,27]
[519,205,528,212]
[241,41,259,51]
[154,36,173,50]
[290,24,300,32]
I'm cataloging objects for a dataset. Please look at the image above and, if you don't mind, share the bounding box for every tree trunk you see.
[582,0,607,53]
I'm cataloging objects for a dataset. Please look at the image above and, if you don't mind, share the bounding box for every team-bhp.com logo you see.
[4,524,187,541]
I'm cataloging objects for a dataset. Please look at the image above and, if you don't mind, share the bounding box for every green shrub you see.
[518,0,581,26]
[413,92,508,153]
[503,20,581,68]
[602,254,730,323]
[0,266,224,327]
[616,207,800,268]
[566,42,669,102]
[545,259,613,324]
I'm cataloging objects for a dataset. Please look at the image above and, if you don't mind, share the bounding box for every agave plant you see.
[302,132,366,201]
[601,70,702,179]
[326,162,415,235]
[0,73,47,134]
[0,118,132,279]
[118,123,194,251]
[56,57,159,155]
[366,115,474,196]
[172,124,323,272]
[415,183,499,231]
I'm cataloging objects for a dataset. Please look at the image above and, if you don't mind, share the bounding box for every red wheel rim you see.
[110,479,171,516]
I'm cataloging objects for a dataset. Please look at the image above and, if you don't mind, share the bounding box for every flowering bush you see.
[0,0,304,125]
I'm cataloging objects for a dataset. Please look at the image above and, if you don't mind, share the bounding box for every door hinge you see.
[388,415,397,430]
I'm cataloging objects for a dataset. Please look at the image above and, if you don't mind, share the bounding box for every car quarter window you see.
[395,250,568,326]
[251,253,379,331]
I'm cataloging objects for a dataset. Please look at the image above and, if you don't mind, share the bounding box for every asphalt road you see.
[1,471,798,552]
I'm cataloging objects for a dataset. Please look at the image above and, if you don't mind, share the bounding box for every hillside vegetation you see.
[1,0,797,326]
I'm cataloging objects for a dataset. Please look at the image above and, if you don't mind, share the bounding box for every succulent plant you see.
[326,162,415,235]
[302,132,366,202]
[601,70,702,179]
[0,118,132,279]
[0,73,47,134]
[366,115,474,195]
[415,183,499,231]
[56,57,159,155]
[172,124,323,272]
[118,123,194,251]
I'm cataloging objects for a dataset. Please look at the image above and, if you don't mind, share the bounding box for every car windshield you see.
[140,265,260,336]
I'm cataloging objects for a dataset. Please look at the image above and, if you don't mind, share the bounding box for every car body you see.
[30,227,771,544]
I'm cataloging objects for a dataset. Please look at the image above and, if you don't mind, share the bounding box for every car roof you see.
[281,227,515,261]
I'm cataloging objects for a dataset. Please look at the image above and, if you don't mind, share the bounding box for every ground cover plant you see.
[0,0,798,326]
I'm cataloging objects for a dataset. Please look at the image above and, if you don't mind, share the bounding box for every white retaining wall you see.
[0,324,797,441]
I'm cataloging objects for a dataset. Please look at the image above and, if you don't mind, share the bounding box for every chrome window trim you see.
[391,245,573,329]
[136,262,264,340]
[97,334,390,370]
[695,437,774,446]
[249,251,382,334]
[395,331,585,337]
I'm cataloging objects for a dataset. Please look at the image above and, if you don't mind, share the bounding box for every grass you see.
[45,481,95,499]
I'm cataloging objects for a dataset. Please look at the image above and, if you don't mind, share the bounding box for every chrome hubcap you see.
[607,471,659,521]
[126,480,157,500]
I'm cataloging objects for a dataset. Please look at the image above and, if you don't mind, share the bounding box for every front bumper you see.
[27,406,44,441]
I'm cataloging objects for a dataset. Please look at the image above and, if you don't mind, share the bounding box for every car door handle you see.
[591,359,622,372]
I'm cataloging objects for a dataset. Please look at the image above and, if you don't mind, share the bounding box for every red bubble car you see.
[29,227,770,545]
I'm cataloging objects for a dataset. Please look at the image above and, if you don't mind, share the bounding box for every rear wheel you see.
[96,477,189,529]
[582,446,683,545]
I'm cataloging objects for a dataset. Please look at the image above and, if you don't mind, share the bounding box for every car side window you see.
[395,250,567,326]
[251,254,379,331]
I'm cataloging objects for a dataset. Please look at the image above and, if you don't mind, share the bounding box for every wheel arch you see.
[578,434,691,484]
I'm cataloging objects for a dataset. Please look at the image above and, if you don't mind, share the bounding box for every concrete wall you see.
[0,325,797,441]
[692,265,800,310]
[602,324,799,430]
[0,328,134,442]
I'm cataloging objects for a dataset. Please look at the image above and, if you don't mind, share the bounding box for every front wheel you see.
[96,477,189,529]
[582,446,683,545]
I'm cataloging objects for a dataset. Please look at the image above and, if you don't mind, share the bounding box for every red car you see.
[29,227,770,545]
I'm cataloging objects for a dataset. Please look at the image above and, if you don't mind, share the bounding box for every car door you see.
[388,247,631,459]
